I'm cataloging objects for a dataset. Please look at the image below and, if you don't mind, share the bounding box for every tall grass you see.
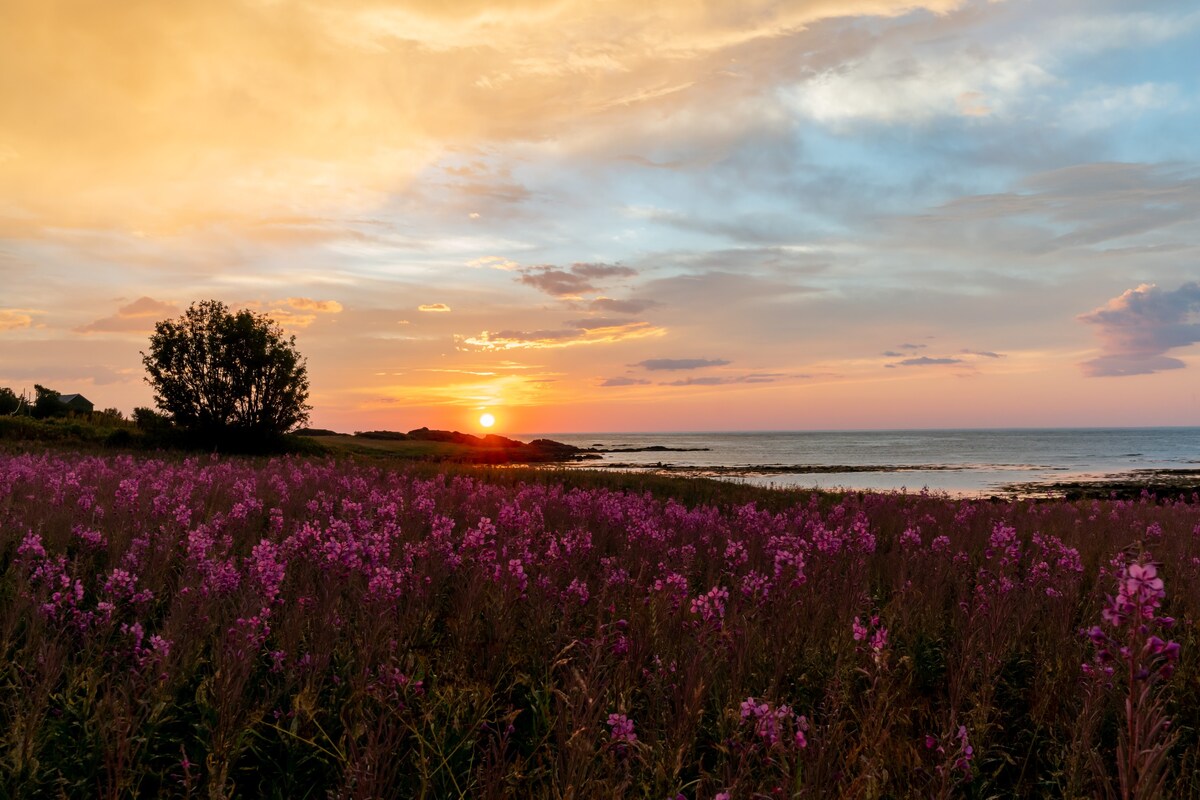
[1,451,1198,798]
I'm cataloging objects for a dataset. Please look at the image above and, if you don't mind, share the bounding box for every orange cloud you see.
[287,297,344,313]
[0,309,35,331]
[456,320,665,351]
[242,297,344,329]
[76,297,179,334]
[419,303,452,312]
[262,311,319,329]
[363,371,563,410]
[468,256,521,270]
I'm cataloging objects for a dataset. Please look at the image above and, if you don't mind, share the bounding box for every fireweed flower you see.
[601,558,631,588]
[724,539,749,566]
[1085,559,1179,682]
[653,572,690,610]
[739,570,772,603]
[923,726,974,781]
[607,713,637,753]
[853,614,889,665]
[1082,556,1180,799]
[73,525,106,550]
[506,558,529,595]
[565,577,590,606]
[739,697,809,749]
[771,545,806,587]
[247,539,287,602]
[690,585,730,625]
[954,725,974,775]
[899,526,922,550]
[16,530,46,561]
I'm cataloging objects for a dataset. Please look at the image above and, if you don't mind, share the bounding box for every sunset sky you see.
[3,0,1199,433]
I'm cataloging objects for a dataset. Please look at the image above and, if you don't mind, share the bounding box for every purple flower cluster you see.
[1085,560,1180,682]
[607,712,637,745]
[739,697,809,750]
[853,614,889,665]
[690,585,730,625]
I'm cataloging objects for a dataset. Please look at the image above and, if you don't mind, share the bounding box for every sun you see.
[479,412,495,428]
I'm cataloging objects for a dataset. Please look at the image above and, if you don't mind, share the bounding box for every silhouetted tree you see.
[133,406,170,430]
[32,384,65,419]
[93,407,127,425]
[0,387,20,415]
[142,300,310,447]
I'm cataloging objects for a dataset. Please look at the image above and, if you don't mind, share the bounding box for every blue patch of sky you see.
[1049,31,1200,162]
[796,123,1018,219]
[1067,31,1199,92]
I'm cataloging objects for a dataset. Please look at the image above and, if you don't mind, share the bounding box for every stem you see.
[1127,649,1135,800]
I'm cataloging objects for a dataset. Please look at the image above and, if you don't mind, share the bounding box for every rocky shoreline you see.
[998,469,1200,500]
[589,462,965,475]
[571,461,1200,500]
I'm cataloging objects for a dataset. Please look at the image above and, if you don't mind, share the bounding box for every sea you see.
[517,428,1200,496]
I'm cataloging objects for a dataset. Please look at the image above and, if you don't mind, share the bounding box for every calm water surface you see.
[516,428,1200,495]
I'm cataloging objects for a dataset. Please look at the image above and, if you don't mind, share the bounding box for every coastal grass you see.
[2,450,1200,798]
[298,433,487,459]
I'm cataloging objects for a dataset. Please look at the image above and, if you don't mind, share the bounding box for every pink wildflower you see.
[607,713,637,748]
[691,585,730,625]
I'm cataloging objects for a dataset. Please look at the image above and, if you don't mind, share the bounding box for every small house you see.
[58,393,94,414]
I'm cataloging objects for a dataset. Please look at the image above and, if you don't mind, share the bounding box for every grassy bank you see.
[0,417,581,465]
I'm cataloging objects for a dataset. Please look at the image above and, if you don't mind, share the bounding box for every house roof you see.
[59,393,92,405]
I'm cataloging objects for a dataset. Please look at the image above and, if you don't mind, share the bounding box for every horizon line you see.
[505,424,1200,437]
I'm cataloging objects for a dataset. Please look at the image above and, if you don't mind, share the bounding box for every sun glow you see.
[479,413,495,428]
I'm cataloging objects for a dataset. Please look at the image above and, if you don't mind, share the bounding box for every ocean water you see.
[518,428,1200,495]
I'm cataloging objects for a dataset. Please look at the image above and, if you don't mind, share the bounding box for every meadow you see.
[2,451,1198,799]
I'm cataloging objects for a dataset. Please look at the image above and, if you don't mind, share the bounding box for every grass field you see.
[300,433,493,459]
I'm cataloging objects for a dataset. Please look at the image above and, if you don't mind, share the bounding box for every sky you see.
[2,0,1199,434]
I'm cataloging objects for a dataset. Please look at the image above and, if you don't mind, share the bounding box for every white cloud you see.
[1062,83,1181,131]
[790,48,1052,124]
[1050,10,1200,55]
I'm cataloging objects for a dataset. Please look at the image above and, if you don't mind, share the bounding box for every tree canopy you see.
[33,385,65,419]
[0,386,21,415]
[142,300,310,446]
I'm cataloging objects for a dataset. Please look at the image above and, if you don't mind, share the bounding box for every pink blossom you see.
[607,713,637,746]
[690,585,730,625]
